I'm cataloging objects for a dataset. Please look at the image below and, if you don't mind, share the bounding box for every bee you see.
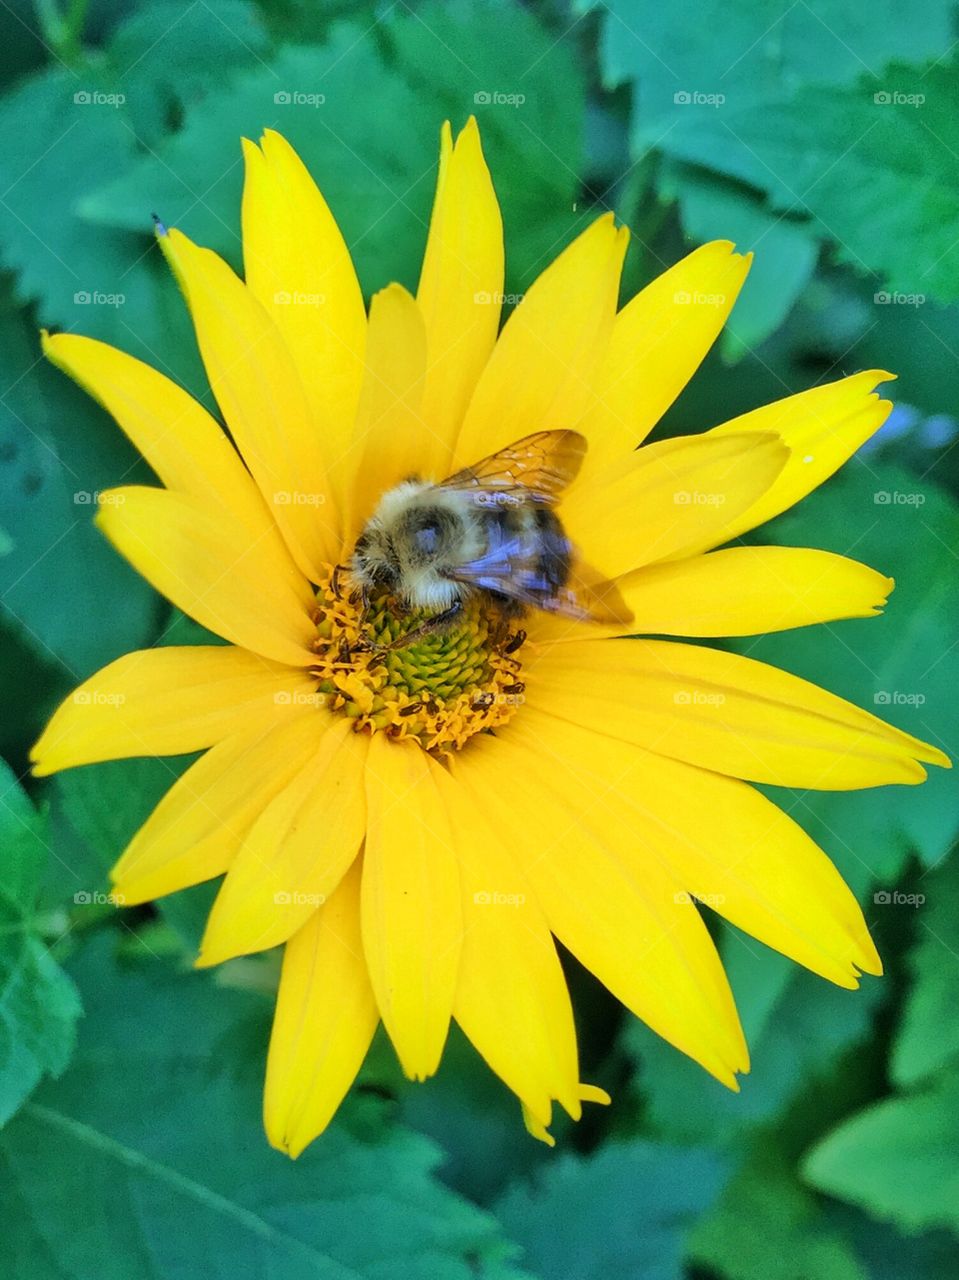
[350,430,632,647]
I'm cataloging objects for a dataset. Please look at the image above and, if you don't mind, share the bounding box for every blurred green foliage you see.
[1,0,957,1275]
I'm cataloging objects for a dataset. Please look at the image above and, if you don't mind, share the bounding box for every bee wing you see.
[438,430,587,505]
[563,560,635,627]
[445,528,634,628]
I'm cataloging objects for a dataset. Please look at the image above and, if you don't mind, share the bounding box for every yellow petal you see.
[95,486,316,666]
[454,213,629,467]
[41,331,285,553]
[613,546,894,637]
[457,727,748,1086]
[435,762,580,1126]
[522,1083,611,1148]
[158,227,339,578]
[111,712,326,906]
[578,241,751,476]
[241,131,366,481]
[264,859,378,1158]
[198,718,368,965]
[562,431,788,579]
[417,118,504,470]
[696,369,894,549]
[519,712,879,985]
[31,647,315,776]
[342,284,427,545]
[361,735,461,1080]
[524,639,950,789]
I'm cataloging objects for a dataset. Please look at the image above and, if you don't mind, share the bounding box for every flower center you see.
[309,568,526,756]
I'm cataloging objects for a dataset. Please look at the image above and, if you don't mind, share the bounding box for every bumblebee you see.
[350,430,631,644]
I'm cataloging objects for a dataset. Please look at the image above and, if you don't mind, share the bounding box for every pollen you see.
[308,568,526,756]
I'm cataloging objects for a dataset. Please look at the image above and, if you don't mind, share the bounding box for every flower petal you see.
[454,213,629,467]
[417,118,504,469]
[361,734,461,1080]
[31,647,314,775]
[111,712,326,906]
[95,486,316,666]
[514,713,880,986]
[264,859,378,1158]
[435,762,580,1127]
[41,331,283,549]
[342,284,427,544]
[458,725,748,1086]
[562,431,788,578]
[158,227,339,578]
[524,639,950,789]
[241,131,366,476]
[198,718,368,965]
[614,546,894,637]
[695,369,894,549]
[578,241,751,476]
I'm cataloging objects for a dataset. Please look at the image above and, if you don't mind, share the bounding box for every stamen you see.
[309,569,526,757]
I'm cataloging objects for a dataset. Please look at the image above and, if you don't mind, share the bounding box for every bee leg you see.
[330,562,352,601]
[386,601,463,651]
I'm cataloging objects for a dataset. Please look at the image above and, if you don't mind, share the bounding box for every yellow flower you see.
[33,119,948,1156]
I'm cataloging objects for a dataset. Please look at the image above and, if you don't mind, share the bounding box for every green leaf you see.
[690,1144,867,1280]
[496,1141,727,1280]
[106,1,273,145]
[891,852,959,1087]
[0,288,159,700]
[627,923,882,1148]
[81,5,586,296]
[731,460,959,886]
[0,939,527,1278]
[590,0,952,127]
[663,163,819,357]
[381,0,587,291]
[0,758,80,1126]
[0,65,204,390]
[654,60,959,304]
[48,753,218,954]
[803,1070,959,1233]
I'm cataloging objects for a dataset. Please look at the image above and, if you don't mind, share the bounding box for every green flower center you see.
[309,568,526,756]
